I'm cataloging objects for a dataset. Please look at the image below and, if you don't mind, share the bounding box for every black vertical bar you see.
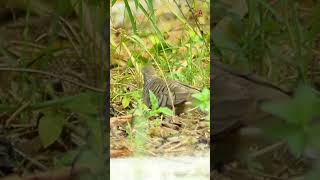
[210,0,214,178]
[102,0,110,179]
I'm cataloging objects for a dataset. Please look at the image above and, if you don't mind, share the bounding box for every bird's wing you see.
[144,77,173,107]
[164,79,200,105]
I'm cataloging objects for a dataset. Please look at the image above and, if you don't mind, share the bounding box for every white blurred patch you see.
[110,153,210,180]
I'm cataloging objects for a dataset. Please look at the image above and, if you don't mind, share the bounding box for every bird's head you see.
[142,64,157,77]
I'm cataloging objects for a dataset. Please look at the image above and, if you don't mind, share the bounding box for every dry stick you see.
[65,70,87,82]
[110,115,134,128]
[275,165,290,178]
[8,124,35,128]
[0,67,105,93]
[59,17,82,45]
[12,146,48,171]
[10,40,46,49]
[251,140,287,158]
[5,101,31,127]
[35,32,48,42]
[164,139,189,153]
[59,20,81,57]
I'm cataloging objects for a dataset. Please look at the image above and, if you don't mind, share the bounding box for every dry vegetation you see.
[110,0,210,158]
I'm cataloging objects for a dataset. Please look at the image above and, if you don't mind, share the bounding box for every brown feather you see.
[142,65,200,114]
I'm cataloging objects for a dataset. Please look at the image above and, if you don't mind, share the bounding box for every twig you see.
[111,148,131,158]
[0,67,105,93]
[6,124,35,128]
[251,141,286,158]
[5,101,31,127]
[59,20,81,57]
[164,139,188,153]
[59,17,82,45]
[9,40,46,49]
[12,146,48,171]
[35,32,48,42]
[110,114,134,128]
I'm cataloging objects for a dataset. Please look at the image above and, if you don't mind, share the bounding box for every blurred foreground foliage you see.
[214,0,320,178]
[0,0,108,178]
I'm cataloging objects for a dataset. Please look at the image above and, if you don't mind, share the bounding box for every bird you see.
[142,65,200,115]
[211,61,293,172]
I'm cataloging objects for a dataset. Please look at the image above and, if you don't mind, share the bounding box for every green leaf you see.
[54,150,78,167]
[148,111,158,117]
[62,92,101,115]
[131,35,145,45]
[266,122,306,157]
[123,0,137,34]
[32,94,87,110]
[287,131,306,158]
[39,111,65,148]
[149,90,159,110]
[31,92,102,114]
[293,85,320,123]
[84,115,104,154]
[262,85,320,158]
[72,149,104,173]
[122,96,130,109]
[306,124,320,150]
[261,100,297,123]
[265,121,309,156]
[263,121,293,140]
[133,0,139,9]
[133,116,148,153]
[153,119,162,127]
[192,88,210,111]
[134,108,145,117]
[261,84,320,125]
[156,107,173,116]
[112,0,118,6]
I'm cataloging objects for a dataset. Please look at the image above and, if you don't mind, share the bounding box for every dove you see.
[142,65,200,115]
